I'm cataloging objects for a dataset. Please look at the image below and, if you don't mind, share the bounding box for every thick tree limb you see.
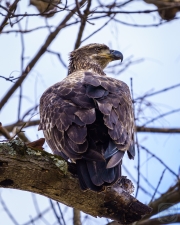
[0,139,151,224]
[107,180,180,224]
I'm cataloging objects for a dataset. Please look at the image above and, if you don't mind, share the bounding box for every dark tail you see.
[76,157,121,192]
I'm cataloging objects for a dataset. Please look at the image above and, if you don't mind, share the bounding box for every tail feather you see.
[106,150,125,169]
[127,144,135,159]
[87,160,117,185]
[76,157,122,191]
[76,159,103,191]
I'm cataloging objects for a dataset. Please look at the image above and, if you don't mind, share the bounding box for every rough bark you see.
[0,139,152,224]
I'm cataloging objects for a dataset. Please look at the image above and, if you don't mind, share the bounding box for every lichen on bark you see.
[0,139,152,224]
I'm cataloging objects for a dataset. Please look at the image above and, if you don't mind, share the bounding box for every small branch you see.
[17,21,25,121]
[1,26,55,34]
[135,83,180,101]
[50,199,62,225]
[74,0,92,49]
[73,209,81,225]
[1,198,19,225]
[0,139,152,224]
[142,108,180,127]
[0,0,20,33]
[12,127,30,142]
[90,5,180,14]
[56,202,66,225]
[136,213,180,225]
[81,15,115,43]
[0,1,85,111]
[46,50,67,68]
[140,145,178,178]
[142,180,180,220]
[22,207,51,225]
[149,169,166,203]
[3,120,40,133]
[136,126,180,133]
[0,123,11,139]
[1,120,180,138]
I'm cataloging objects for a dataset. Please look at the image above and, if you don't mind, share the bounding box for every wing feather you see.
[39,70,134,190]
[67,124,87,144]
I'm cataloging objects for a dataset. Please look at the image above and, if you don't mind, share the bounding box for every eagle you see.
[39,43,135,192]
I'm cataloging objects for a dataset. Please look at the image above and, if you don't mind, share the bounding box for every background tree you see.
[0,0,180,224]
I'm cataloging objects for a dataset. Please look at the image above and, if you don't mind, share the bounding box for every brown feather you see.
[67,124,87,144]
[106,151,124,169]
[75,108,96,124]
[39,44,134,192]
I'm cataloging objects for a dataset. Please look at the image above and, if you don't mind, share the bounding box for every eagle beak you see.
[110,50,123,62]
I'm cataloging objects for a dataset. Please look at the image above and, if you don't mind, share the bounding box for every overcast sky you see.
[0,0,180,224]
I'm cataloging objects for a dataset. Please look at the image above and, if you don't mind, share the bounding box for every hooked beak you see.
[110,50,123,62]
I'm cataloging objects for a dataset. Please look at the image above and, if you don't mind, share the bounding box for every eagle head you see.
[68,43,123,75]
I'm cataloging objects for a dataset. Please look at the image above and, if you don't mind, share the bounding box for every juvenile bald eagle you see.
[39,43,135,192]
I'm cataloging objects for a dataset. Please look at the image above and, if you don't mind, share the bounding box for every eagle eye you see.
[95,47,101,52]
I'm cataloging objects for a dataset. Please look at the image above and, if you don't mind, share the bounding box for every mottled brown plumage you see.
[30,0,61,17]
[39,43,135,191]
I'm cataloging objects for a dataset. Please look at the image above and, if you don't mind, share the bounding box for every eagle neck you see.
[68,57,106,76]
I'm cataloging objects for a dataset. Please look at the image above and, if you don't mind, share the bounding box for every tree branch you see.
[2,120,180,137]
[73,209,81,225]
[135,214,180,225]
[0,0,20,33]
[143,180,180,220]
[0,139,151,224]
[0,0,85,111]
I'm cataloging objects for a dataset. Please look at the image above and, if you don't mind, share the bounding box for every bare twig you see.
[47,50,67,68]
[0,122,11,139]
[17,21,25,121]
[136,214,180,225]
[135,83,180,101]
[0,2,85,110]
[9,122,27,140]
[81,14,115,43]
[136,126,180,133]
[140,145,178,178]
[90,5,180,14]
[149,169,166,203]
[22,207,51,225]
[50,199,62,225]
[142,108,180,127]
[74,0,92,49]
[0,0,20,33]
[0,197,19,225]
[56,202,66,225]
